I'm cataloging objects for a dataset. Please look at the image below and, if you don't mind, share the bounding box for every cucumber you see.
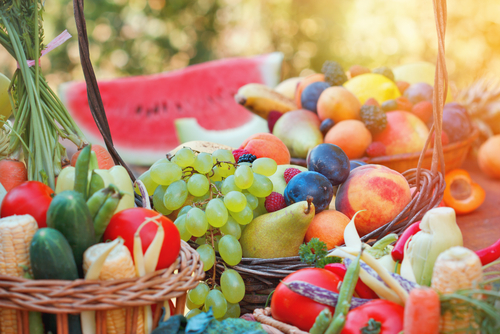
[30,228,82,334]
[46,190,96,277]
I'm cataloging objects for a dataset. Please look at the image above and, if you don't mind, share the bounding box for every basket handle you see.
[72,0,137,181]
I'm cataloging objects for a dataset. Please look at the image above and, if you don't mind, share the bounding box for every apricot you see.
[305,210,350,250]
[335,164,411,236]
[478,135,500,179]
[317,87,361,123]
[239,133,291,165]
[295,73,325,109]
[324,120,372,159]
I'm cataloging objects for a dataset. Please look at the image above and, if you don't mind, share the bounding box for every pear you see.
[272,109,323,159]
[269,164,308,195]
[240,199,315,259]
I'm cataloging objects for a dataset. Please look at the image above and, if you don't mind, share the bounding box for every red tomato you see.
[271,268,341,331]
[0,181,54,228]
[103,208,181,270]
[341,300,404,334]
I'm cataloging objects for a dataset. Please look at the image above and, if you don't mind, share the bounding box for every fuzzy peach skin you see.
[239,133,291,165]
[373,110,429,155]
[335,164,411,236]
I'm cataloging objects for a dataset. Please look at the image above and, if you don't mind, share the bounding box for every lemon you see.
[0,73,12,120]
[343,73,400,105]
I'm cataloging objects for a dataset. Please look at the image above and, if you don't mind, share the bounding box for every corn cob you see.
[431,246,483,334]
[0,215,38,334]
[83,243,145,334]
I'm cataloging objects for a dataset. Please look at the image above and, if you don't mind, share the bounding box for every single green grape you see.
[150,162,182,185]
[174,214,192,242]
[186,297,202,310]
[211,166,223,182]
[196,236,206,246]
[178,205,193,216]
[220,269,245,303]
[218,235,242,266]
[247,173,273,198]
[196,244,215,271]
[135,170,159,196]
[205,198,228,228]
[152,185,172,215]
[244,193,259,210]
[212,149,235,178]
[186,309,202,319]
[152,158,170,166]
[237,162,252,167]
[223,191,247,212]
[234,165,254,189]
[205,289,227,319]
[172,148,196,168]
[193,152,214,174]
[187,173,210,197]
[229,205,253,225]
[221,175,242,195]
[164,180,188,210]
[220,217,241,239]
[188,282,210,305]
[220,302,241,319]
[186,207,208,237]
[252,158,277,176]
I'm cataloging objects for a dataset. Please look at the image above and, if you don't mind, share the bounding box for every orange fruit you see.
[478,135,500,179]
[305,210,350,250]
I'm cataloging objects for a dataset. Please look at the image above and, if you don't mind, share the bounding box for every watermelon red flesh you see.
[60,52,283,164]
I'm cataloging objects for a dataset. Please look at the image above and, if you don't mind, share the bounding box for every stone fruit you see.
[349,160,367,171]
[349,65,371,78]
[411,100,433,123]
[403,82,433,105]
[239,133,291,165]
[273,109,323,159]
[317,86,361,123]
[335,164,412,236]
[284,171,334,214]
[343,73,401,105]
[301,82,330,113]
[373,111,429,155]
[239,200,315,258]
[307,143,350,186]
[478,135,500,179]
[440,104,472,143]
[268,164,308,195]
[305,210,350,249]
[319,118,335,136]
[295,73,325,108]
[275,77,303,100]
[324,120,372,159]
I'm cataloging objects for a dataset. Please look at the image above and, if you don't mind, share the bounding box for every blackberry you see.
[372,66,395,82]
[360,105,387,135]
[238,154,257,163]
[322,61,347,86]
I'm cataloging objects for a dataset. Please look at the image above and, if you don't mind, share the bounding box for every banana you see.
[169,141,235,156]
[235,83,297,120]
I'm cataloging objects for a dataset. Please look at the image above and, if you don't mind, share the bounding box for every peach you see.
[295,73,325,109]
[239,133,291,165]
[317,87,361,123]
[373,111,429,155]
[335,164,411,236]
[478,135,500,179]
[324,120,372,159]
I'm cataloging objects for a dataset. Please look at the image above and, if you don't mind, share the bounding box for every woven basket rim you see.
[0,241,204,313]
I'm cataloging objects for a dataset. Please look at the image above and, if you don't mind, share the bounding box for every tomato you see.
[103,208,181,270]
[271,268,341,331]
[341,300,404,334]
[0,181,54,228]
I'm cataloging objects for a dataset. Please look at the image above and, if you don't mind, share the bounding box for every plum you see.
[319,118,335,136]
[441,105,472,143]
[404,82,433,104]
[284,171,333,213]
[301,82,330,113]
[307,143,350,186]
[349,160,367,171]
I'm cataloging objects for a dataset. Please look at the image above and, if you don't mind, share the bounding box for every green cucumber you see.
[30,228,82,334]
[46,190,96,277]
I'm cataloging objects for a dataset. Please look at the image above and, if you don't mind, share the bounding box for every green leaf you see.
[299,238,339,268]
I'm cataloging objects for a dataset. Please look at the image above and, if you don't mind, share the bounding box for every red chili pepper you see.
[475,238,500,266]
[391,221,421,262]
[324,263,379,300]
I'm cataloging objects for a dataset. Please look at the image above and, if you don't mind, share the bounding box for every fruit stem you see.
[305,196,313,214]
[210,226,217,288]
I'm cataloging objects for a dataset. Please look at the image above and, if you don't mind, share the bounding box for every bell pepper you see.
[443,169,485,215]
[475,237,500,266]
[391,221,421,263]
[55,165,134,213]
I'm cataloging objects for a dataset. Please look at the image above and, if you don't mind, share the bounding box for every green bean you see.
[324,314,345,334]
[87,187,112,220]
[93,192,122,242]
[74,144,92,198]
[310,308,333,334]
[88,171,105,198]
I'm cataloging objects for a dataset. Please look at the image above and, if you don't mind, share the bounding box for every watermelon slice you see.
[60,52,283,165]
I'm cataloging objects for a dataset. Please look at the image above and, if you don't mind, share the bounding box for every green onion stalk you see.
[0,0,87,189]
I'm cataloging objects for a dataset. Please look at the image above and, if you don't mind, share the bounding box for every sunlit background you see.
[1,0,500,90]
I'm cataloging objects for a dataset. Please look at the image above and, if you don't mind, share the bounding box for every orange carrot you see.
[0,159,28,191]
[71,144,115,169]
[404,287,440,334]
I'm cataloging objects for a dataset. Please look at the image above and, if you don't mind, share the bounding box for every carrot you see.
[71,144,115,170]
[0,159,28,191]
[403,287,440,334]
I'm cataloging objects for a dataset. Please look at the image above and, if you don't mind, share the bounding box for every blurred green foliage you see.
[0,0,500,88]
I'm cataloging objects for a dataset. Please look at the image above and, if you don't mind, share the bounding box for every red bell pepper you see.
[324,263,379,300]
[340,299,404,334]
[391,221,421,262]
[475,238,500,266]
